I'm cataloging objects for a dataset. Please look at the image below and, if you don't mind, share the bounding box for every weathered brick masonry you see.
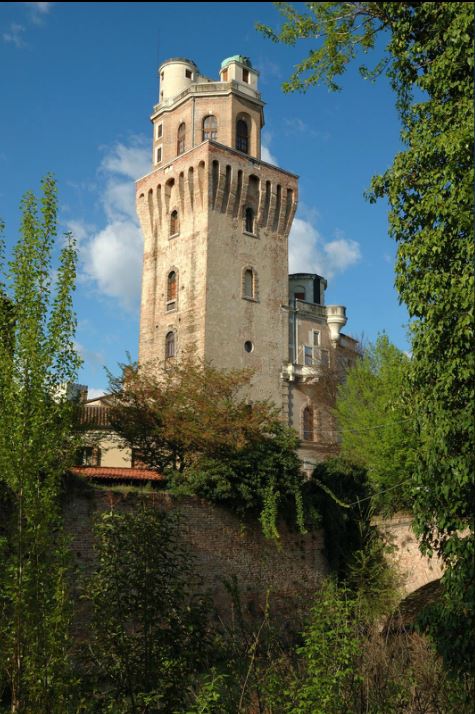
[63,480,328,618]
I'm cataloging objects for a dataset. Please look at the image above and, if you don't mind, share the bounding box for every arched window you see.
[177,123,186,155]
[167,271,177,311]
[244,207,255,234]
[165,331,175,360]
[236,118,249,153]
[243,269,254,299]
[203,115,217,141]
[303,406,314,441]
[170,210,179,237]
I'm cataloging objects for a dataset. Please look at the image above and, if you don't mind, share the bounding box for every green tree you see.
[259,2,474,673]
[335,335,417,512]
[85,504,211,713]
[108,357,306,538]
[285,579,362,714]
[0,176,81,711]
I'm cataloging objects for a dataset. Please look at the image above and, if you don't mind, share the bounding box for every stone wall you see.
[374,514,443,596]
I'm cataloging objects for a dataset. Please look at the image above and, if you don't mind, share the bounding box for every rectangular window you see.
[222,68,228,81]
[81,446,101,467]
[312,330,320,346]
[185,69,192,79]
[304,346,313,366]
[242,68,249,83]
[156,123,163,139]
[155,147,162,164]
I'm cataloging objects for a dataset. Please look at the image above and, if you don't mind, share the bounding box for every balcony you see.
[153,79,261,113]
[294,299,327,319]
[283,347,330,383]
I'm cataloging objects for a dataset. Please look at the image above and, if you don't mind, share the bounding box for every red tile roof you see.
[70,466,163,482]
[76,404,112,428]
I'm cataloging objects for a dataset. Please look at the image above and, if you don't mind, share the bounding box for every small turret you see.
[219,55,259,91]
[289,273,327,305]
[158,57,199,104]
[326,305,347,344]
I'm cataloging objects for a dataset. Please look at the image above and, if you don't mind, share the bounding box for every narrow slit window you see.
[170,210,179,237]
[177,123,186,155]
[244,207,254,234]
[303,407,314,441]
[236,119,249,154]
[243,269,254,299]
[165,331,175,359]
[167,271,177,310]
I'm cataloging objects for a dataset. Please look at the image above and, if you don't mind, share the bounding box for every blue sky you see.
[0,2,409,396]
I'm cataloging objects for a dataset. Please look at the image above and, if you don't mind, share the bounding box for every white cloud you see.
[261,131,278,166]
[86,387,107,400]
[3,3,52,45]
[323,238,361,274]
[83,220,143,312]
[284,117,309,134]
[2,23,26,47]
[63,219,94,245]
[75,138,150,312]
[26,2,52,12]
[102,179,137,222]
[74,341,105,369]
[25,2,52,23]
[289,215,361,280]
[256,57,283,82]
[100,141,151,180]
[283,117,330,141]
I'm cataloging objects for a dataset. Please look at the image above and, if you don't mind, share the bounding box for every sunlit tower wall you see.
[136,55,298,409]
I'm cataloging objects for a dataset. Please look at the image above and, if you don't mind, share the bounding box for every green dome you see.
[221,55,253,69]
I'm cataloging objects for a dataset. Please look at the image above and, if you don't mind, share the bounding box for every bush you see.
[84,503,211,712]
[169,421,306,539]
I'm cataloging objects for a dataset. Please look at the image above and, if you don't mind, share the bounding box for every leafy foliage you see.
[305,458,371,577]
[109,357,306,538]
[85,503,211,713]
[0,176,81,710]
[108,357,278,473]
[335,335,417,512]
[286,579,363,713]
[259,2,474,674]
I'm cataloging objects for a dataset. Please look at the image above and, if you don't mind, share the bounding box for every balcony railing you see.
[283,347,331,383]
[153,79,261,113]
[294,299,327,319]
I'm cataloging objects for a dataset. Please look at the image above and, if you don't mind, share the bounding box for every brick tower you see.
[136,55,298,409]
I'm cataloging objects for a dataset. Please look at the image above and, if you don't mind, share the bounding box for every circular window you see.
[244,341,254,353]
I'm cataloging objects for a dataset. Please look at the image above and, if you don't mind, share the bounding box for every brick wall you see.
[63,479,328,619]
[63,480,443,625]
